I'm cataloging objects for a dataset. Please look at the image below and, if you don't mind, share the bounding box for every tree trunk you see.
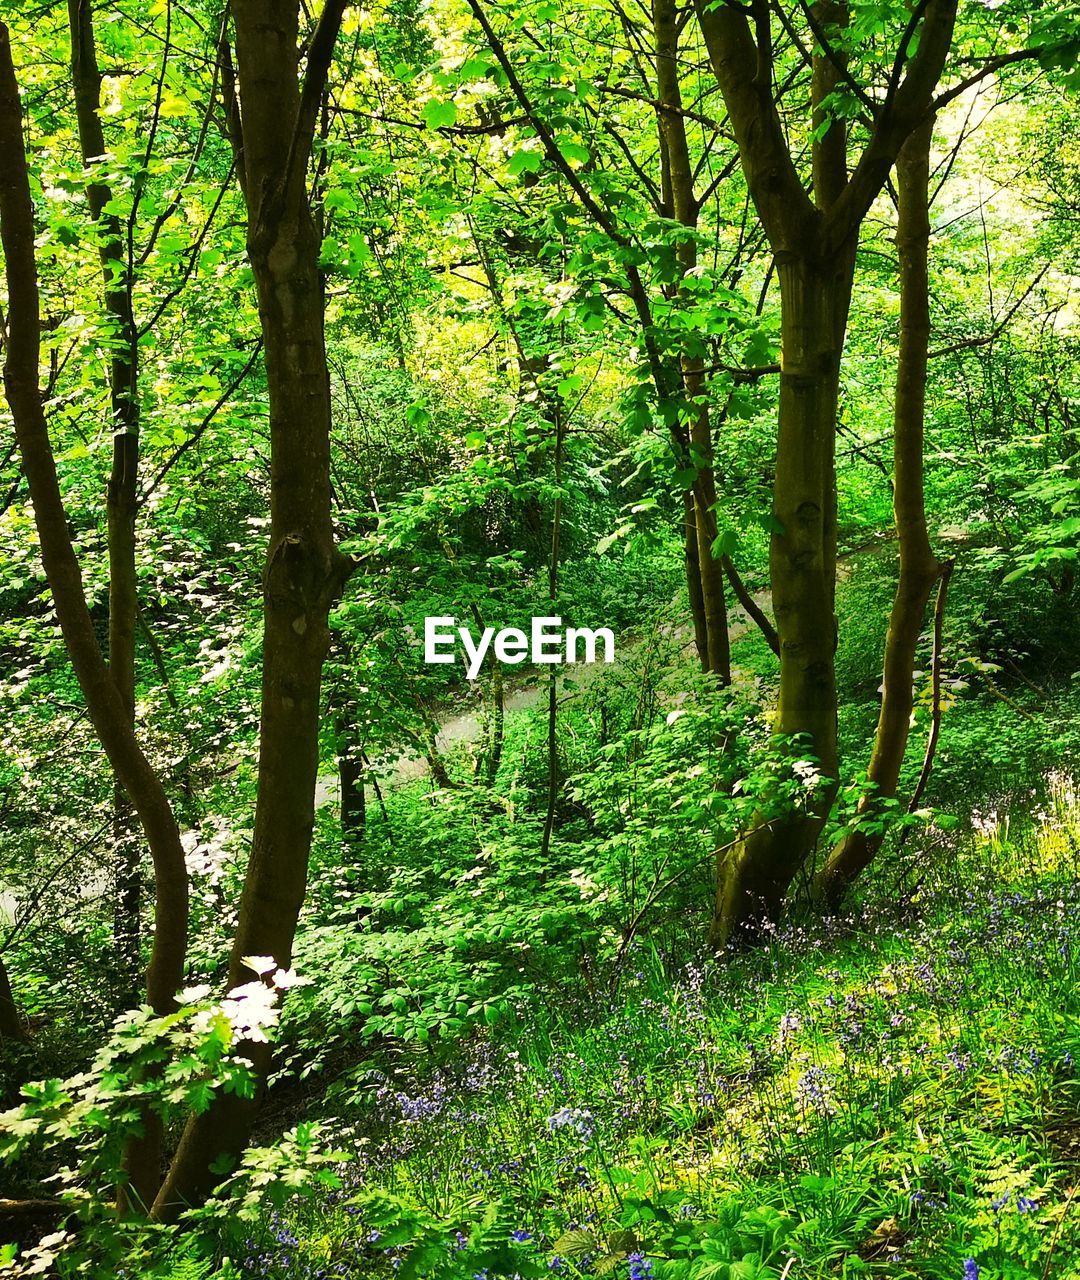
[0,25,188,1209]
[0,954,27,1043]
[684,491,709,667]
[816,116,942,907]
[693,0,957,948]
[690,436,731,683]
[68,0,165,1204]
[338,741,366,845]
[653,0,730,683]
[483,661,504,787]
[151,0,351,1219]
[710,246,855,946]
[67,0,143,1006]
[540,401,564,860]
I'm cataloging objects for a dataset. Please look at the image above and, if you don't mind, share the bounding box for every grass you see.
[217,777,1080,1280]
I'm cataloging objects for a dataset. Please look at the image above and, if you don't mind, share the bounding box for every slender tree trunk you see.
[684,492,709,666]
[0,954,27,1043]
[653,0,730,683]
[540,402,564,860]
[905,557,953,813]
[710,246,855,946]
[690,442,731,682]
[464,599,504,787]
[423,715,455,790]
[68,0,169,1205]
[484,661,504,787]
[816,116,942,905]
[0,24,188,1211]
[152,0,352,1218]
[67,0,143,1005]
[337,735,366,845]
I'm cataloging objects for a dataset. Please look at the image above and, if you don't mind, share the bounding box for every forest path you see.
[313,588,774,808]
[313,533,903,809]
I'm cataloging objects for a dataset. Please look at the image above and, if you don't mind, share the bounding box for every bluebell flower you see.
[546,1106,596,1139]
[628,1253,653,1280]
[511,1229,533,1242]
[963,1260,978,1280]
[1018,1196,1039,1213]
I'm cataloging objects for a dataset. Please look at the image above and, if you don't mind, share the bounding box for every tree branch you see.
[693,0,817,251]
[825,0,958,250]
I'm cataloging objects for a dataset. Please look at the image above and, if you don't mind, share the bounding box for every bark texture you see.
[152,0,352,1218]
[816,116,943,907]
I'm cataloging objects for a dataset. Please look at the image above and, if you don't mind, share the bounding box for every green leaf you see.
[423,99,458,130]
[508,149,543,176]
[558,140,590,165]
[324,188,357,212]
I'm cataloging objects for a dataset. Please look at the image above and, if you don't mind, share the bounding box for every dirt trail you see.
[313,594,772,809]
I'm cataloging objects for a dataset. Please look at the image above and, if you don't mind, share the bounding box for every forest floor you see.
[235,777,1080,1280]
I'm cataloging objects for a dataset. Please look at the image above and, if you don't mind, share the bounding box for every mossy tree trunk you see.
[151,0,353,1217]
[711,248,853,942]
[816,115,943,907]
[695,0,958,945]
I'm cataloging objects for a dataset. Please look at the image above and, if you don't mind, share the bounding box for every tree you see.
[67,0,150,1005]
[464,0,785,684]
[815,114,947,905]
[0,17,189,1212]
[695,0,959,946]
[151,0,355,1217]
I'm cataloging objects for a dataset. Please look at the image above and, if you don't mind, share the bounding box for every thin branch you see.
[927,264,1048,360]
[934,47,1047,112]
[599,83,726,131]
[907,558,954,812]
[138,338,263,507]
[135,166,233,338]
[288,0,350,187]
[795,0,877,116]
[722,555,779,654]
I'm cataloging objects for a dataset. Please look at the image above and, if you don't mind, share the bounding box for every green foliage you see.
[5,3,1080,1279]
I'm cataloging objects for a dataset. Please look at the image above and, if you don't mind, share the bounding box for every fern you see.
[148,1238,217,1280]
